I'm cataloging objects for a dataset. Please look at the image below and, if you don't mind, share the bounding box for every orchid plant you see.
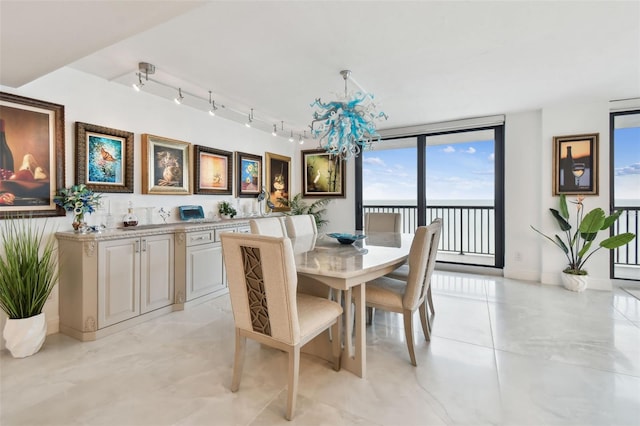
[531,195,635,275]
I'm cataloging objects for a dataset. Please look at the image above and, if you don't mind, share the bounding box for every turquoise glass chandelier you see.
[310,70,388,159]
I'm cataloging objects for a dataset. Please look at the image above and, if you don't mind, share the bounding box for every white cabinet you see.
[98,234,174,328]
[184,230,224,301]
[175,224,250,306]
[57,221,247,341]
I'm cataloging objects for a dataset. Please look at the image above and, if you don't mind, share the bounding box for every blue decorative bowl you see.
[327,233,366,245]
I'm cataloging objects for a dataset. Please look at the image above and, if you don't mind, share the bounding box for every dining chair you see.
[364,212,402,233]
[284,214,317,237]
[365,218,442,366]
[249,217,288,237]
[221,232,342,421]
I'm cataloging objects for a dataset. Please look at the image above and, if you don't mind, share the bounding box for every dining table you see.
[292,232,413,378]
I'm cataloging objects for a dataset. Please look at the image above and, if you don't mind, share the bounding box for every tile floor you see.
[2,271,639,426]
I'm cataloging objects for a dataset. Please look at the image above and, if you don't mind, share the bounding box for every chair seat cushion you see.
[385,264,409,280]
[366,276,406,312]
[296,293,342,339]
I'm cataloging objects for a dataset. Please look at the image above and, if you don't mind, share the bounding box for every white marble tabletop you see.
[292,232,413,287]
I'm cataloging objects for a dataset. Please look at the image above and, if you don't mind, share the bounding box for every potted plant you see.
[531,194,635,291]
[0,216,58,357]
[53,184,102,231]
[277,193,331,230]
[218,201,237,219]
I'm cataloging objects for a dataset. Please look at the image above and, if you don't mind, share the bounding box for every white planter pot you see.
[3,312,46,358]
[561,272,588,292]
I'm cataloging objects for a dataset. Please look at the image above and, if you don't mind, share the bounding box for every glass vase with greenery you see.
[531,194,635,275]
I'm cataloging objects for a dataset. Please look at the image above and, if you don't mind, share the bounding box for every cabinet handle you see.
[135,240,140,253]
[193,236,206,241]
[142,240,147,252]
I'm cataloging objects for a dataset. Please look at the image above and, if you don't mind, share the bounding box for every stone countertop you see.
[55,218,251,241]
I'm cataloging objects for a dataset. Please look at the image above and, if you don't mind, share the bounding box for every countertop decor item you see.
[327,233,366,245]
[0,215,57,357]
[218,201,237,219]
[531,194,635,291]
[53,184,102,230]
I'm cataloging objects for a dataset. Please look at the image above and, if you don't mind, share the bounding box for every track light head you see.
[174,88,184,105]
[272,124,277,136]
[289,130,294,143]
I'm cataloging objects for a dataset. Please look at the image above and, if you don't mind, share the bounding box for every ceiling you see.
[2,1,639,136]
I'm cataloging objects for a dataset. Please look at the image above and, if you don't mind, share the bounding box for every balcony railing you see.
[613,207,639,267]
[364,204,640,270]
[363,204,494,256]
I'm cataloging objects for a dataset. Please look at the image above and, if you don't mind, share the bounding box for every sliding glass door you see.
[610,110,640,280]
[356,125,504,268]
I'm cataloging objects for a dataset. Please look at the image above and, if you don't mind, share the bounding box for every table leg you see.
[340,283,366,378]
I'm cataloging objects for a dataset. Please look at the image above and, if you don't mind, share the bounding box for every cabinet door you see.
[186,243,225,300]
[140,233,175,314]
[98,238,140,328]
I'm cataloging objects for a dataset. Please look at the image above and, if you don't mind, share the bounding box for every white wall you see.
[1,67,635,344]
[0,67,297,342]
[308,101,626,291]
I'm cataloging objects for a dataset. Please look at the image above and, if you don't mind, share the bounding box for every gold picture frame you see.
[141,134,191,195]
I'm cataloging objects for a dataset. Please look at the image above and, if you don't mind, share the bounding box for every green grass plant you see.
[0,216,58,319]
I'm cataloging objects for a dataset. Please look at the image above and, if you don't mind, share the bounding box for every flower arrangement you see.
[531,194,635,275]
[53,184,102,224]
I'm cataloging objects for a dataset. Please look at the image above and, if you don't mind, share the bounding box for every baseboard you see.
[503,267,540,282]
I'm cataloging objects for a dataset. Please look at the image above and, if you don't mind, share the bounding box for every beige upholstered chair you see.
[365,219,442,366]
[284,214,317,237]
[249,217,287,237]
[221,232,342,421]
[364,212,402,233]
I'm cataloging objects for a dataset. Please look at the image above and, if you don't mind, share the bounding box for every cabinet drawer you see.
[186,230,214,246]
[214,228,237,242]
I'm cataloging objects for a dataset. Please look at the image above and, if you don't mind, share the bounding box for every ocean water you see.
[365,199,494,207]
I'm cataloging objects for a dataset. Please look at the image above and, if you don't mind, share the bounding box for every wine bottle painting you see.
[0,93,65,217]
[554,133,599,196]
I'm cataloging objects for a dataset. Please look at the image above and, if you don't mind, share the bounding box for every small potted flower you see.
[218,201,237,219]
[53,184,102,231]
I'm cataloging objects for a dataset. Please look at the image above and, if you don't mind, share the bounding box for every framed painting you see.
[141,134,191,195]
[75,122,133,193]
[236,151,262,197]
[302,149,345,197]
[265,152,291,211]
[553,133,598,195]
[194,145,233,195]
[0,92,65,218]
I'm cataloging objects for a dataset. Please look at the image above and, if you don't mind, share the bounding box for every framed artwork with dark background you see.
[265,152,291,211]
[0,92,65,218]
[553,133,598,195]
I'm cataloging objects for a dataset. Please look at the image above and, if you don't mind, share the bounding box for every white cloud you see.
[363,157,386,167]
[488,153,495,161]
[615,162,640,176]
[443,146,455,153]
[465,147,476,154]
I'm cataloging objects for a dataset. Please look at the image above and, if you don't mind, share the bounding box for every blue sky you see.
[363,128,639,203]
[613,127,640,201]
[362,140,495,201]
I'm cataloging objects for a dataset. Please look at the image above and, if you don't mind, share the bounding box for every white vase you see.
[561,272,588,292]
[3,312,46,358]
